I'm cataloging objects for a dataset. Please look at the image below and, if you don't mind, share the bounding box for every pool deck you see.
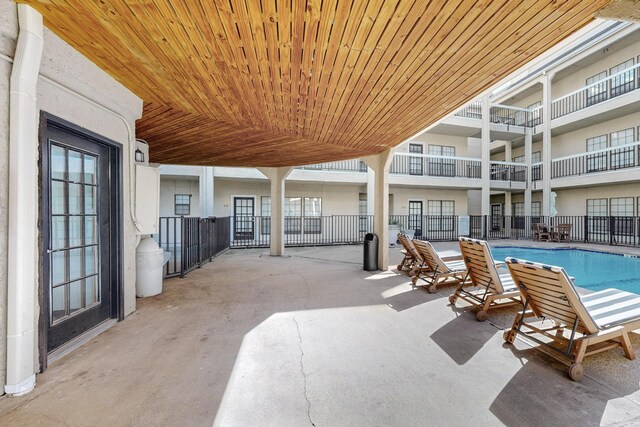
[0,240,639,426]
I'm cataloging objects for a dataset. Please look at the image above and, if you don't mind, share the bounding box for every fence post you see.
[180,217,186,278]
[583,216,588,243]
[609,216,614,246]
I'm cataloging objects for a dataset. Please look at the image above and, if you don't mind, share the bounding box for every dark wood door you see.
[41,122,119,353]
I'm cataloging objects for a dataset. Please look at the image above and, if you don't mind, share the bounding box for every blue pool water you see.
[490,247,640,293]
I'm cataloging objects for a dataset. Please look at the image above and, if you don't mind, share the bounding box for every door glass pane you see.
[84,154,96,185]
[51,285,66,322]
[51,216,67,250]
[69,280,83,314]
[69,248,83,280]
[52,181,66,215]
[85,186,96,214]
[51,145,66,180]
[85,276,98,306]
[85,217,96,245]
[68,150,83,183]
[69,183,82,215]
[69,216,83,247]
[51,251,66,285]
[85,246,97,275]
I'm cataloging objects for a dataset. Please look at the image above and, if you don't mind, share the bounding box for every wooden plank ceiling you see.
[23,0,611,167]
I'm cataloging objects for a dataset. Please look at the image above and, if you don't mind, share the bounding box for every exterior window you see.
[174,194,191,216]
[610,128,635,169]
[531,151,542,181]
[409,144,424,175]
[610,59,635,98]
[512,202,525,229]
[586,135,608,172]
[303,197,322,234]
[427,200,454,231]
[358,194,368,232]
[611,197,634,235]
[261,196,271,235]
[527,101,542,126]
[587,198,608,234]
[285,197,302,234]
[408,201,423,235]
[586,71,608,106]
[512,155,524,163]
[428,145,456,177]
[531,202,542,225]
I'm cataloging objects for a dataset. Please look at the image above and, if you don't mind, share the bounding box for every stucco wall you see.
[390,188,468,216]
[555,183,640,216]
[37,27,143,318]
[0,0,17,394]
[551,112,640,158]
[160,177,201,217]
[401,132,470,157]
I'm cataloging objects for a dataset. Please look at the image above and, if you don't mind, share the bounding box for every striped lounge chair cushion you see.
[581,289,640,329]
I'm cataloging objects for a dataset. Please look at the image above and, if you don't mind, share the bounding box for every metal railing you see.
[154,216,230,278]
[230,215,374,248]
[531,162,543,181]
[551,141,640,178]
[454,101,543,127]
[552,62,640,119]
[489,161,527,182]
[391,152,482,178]
[296,159,367,173]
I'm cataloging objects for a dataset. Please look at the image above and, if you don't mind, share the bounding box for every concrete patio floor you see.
[1,241,640,426]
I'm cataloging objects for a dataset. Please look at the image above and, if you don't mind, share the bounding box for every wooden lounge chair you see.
[411,239,468,293]
[450,237,521,321]
[504,258,640,381]
[532,223,550,241]
[552,223,572,242]
[396,233,420,274]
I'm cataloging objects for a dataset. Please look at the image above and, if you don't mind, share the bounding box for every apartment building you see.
[159,20,640,246]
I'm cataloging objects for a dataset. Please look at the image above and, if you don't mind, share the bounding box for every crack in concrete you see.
[293,316,316,427]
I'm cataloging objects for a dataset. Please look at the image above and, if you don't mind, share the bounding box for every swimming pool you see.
[490,247,640,293]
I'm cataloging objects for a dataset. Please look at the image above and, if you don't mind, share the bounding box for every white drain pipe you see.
[5,4,44,396]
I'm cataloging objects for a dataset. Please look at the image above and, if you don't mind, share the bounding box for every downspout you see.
[6,4,44,395]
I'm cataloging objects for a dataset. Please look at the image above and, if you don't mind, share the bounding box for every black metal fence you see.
[230,215,374,248]
[154,216,230,278]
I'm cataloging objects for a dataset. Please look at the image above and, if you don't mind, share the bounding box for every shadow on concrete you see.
[429,309,496,365]
[383,287,442,312]
[489,344,636,427]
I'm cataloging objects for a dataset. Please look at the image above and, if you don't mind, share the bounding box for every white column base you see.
[5,373,36,396]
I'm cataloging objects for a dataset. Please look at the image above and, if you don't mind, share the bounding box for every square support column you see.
[199,166,215,217]
[363,149,393,271]
[542,72,554,216]
[524,132,533,216]
[257,167,293,256]
[481,95,491,216]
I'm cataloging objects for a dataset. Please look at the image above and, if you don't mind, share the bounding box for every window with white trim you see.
[174,194,191,216]
[610,59,635,97]
[587,198,608,234]
[303,197,322,234]
[427,200,454,231]
[428,145,455,177]
[611,197,634,235]
[586,135,608,172]
[358,194,368,232]
[586,71,608,106]
[610,128,634,169]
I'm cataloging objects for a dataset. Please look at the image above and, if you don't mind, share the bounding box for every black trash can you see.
[363,233,378,271]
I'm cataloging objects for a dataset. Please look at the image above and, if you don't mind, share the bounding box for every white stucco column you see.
[366,167,375,216]
[199,166,215,217]
[257,167,293,256]
[6,4,43,396]
[542,72,553,216]
[524,131,533,216]
[363,149,393,271]
[481,95,491,217]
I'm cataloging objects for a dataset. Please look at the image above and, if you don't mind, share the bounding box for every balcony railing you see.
[454,101,543,127]
[489,161,527,182]
[297,159,367,173]
[531,162,543,181]
[391,152,482,178]
[551,141,640,179]
[552,62,640,119]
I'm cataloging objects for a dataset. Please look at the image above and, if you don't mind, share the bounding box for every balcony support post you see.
[363,149,393,270]
[366,167,375,216]
[199,166,215,217]
[481,95,491,217]
[524,132,533,216]
[542,72,554,216]
[257,167,293,256]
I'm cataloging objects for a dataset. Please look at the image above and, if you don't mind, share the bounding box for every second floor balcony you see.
[551,141,640,180]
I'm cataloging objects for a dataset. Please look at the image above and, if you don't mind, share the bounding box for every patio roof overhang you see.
[22,0,612,167]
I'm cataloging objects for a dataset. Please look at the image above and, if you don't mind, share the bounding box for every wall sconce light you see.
[135,148,145,163]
